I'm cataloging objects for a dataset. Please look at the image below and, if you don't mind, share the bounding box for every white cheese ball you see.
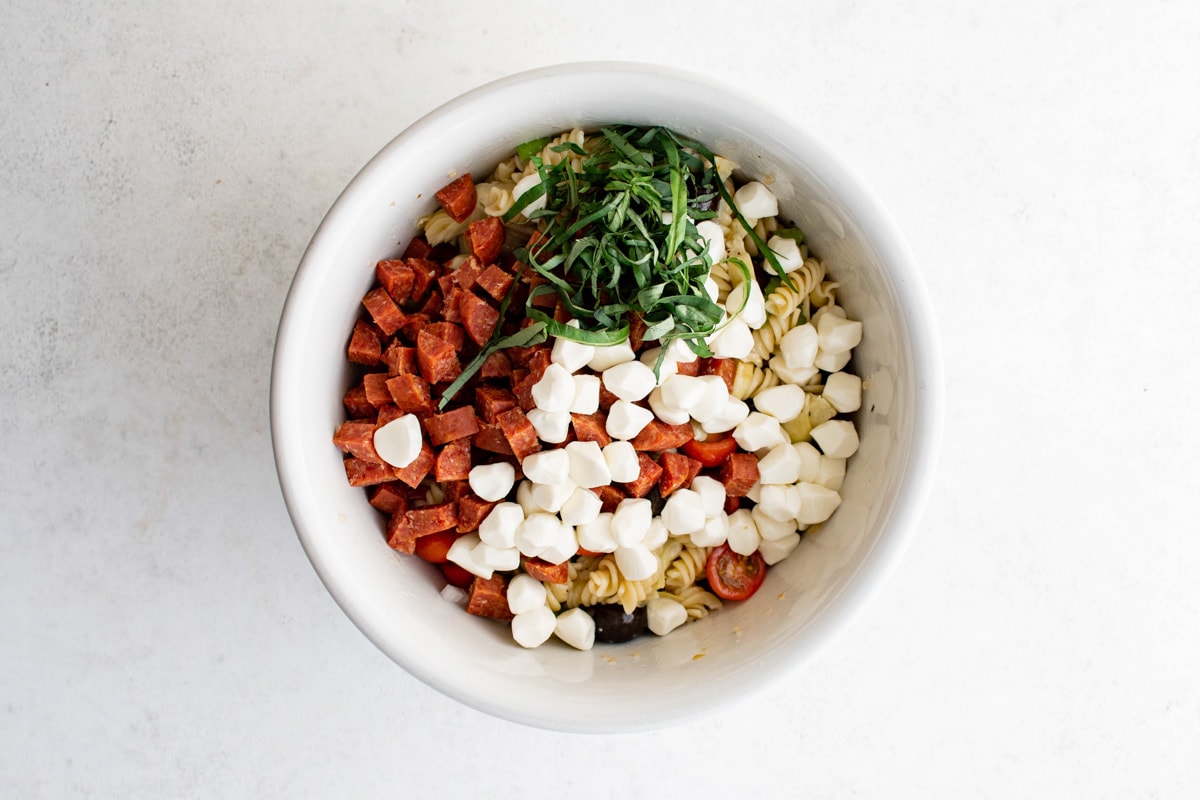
[569,374,602,415]
[468,462,516,503]
[661,489,706,535]
[565,440,612,489]
[507,574,549,616]
[603,360,658,403]
[725,508,761,556]
[551,321,595,374]
[822,371,862,413]
[810,419,860,458]
[759,532,801,565]
[527,408,571,443]
[606,400,654,440]
[753,384,807,423]
[611,498,653,548]
[531,363,575,412]
[372,414,422,468]
[602,441,641,483]
[512,605,557,648]
[554,607,596,651]
[587,338,636,372]
[733,180,778,218]
[478,502,525,548]
[647,597,689,636]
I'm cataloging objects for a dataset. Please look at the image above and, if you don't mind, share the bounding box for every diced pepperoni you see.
[465,216,505,263]
[718,452,760,497]
[527,348,552,382]
[347,319,381,365]
[570,412,612,446]
[453,255,484,291]
[427,321,465,351]
[363,372,393,408]
[402,237,433,260]
[397,313,430,344]
[343,383,374,419]
[598,383,619,410]
[475,264,514,302]
[425,405,480,445]
[417,330,461,385]
[724,493,742,515]
[589,484,626,513]
[480,350,513,378]
[434,438,472,482]
[631,419,694,452]
[333,420,382,463]
[459,292,499,346]
[512,370,538,412]
[442,285,464,323]
[506,344,541,370]
[344,456,395,487]
[441,479,470,506]
[466,574,513,620]
[362,288,405,336]
[392,441,436,488]
[456,492,498,533]
[381,342,417,375]
[368,482,409,515]
[376,259,415,304]
[701,357,737,393]
[417,288,443,318]
[675,358,701,377]
[473,424,515,456]
[385,511,416,553]
[407,502,458,536]
[407,258,439,303]
[621,452,664,498]
[435,174,477,223]
[659,451,701,498]
[436,273,457,297]
[476,385,519,424]
[523,557,568,583]
[684,455,703,487]
[385,373,434,415]
[628,313,648,352]
[496,406,541,460]
[553,298,572,324]
[376,404,404,426]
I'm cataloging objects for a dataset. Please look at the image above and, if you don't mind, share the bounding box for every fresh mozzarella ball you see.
[689,512,729,547]
[576,511,617,553]
[690,421,709,441]
[725,278,767,329]
[810,419,860,458]
[522,450,570,486]
[815,456,847,491]
[647,597,689,636]
[512,173,548,215]
[810,303,846,326]
[700,396,750,434]
[751,506,798,542]
[615,543,658,582]
[766,234,804,273]
[605,400,654,440]
[611,498,653,548]
[814,347,852,373]
[689,375,731,424]
[372,414,422,468]
[793,442,823,483]
[446,533,492,579]
[551,321,595,373]
[795,481,843,525]
[536,519,579,565]
[696,219,726,264]
[662,489,706,535]
[602,441,641,483]
[475,541,520,572]
[759,532,801,565]
[531,363,576,412]
[507,574,548,615]
[515,512,563,557]
[816,313,863,355]
[753,384,807,423]
[757,484,801,522]
[733,412,787,453]
[745,480,762,504]
[603,360,658,403]
[527,408,571,443]
[511,605,557,648]
[665,337,699,364]
[779,323,819,370]
[648,386,691,426]
[733,181,778,218]
[644,517,669,550]
[587,337,636,372]
[565,440,612,488]
[639,347,678,383]
[690,475,727,518]
[478,502,525,548]
[558,486,603,526]
[757,442,803,485]
[708,317,755,360]
[468,462,516,502]
[704,277,721,303]
[554,607,596,651]
[770,354,820,387]
[515,479,540,515]
[530,480,575,514]
[822,371,862,413]
[658,373,705,412]
[439,583,468,605]
[569,374,601,415]
[725,508,761,556]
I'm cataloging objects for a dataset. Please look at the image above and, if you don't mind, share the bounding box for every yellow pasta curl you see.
[663,543,710,593]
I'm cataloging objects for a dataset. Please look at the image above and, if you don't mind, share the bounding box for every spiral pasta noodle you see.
[665,585,723,621]
[730,359,781,400]
[663,543,710,593]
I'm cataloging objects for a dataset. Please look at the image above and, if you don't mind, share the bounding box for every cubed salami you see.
[496,406,541,460]
[392,441,436,488]
[343,383,375,419]
[344,456,395,487]
[475,265,514,302]
[332,420,382,463]
[475,385,519,424]
[658,451,701,498]
[434,438,472,482]
[407,502,458,536]
[385,373,433,415]
[621,452,664,498]
[376,259,415,304]
[397,313,430,344]
[597,382,619,411]
[363,372,393,408]
[523,557,568,584]
[347,319,381,365]
[459,292,499,347]
[718,452,760,497]
[425,405,480,445]
[402,237,433,260]
[385,511,417,553]
[479,350,513,378]
[435,174,477,223]
[512,370,538,412]
[628,313,648,352]
[456,492,498,534]
[465,215,505,263]
[701,357,737,393]
[376,404,404,426]
[368,481,409,515]
[630,419,694,452]
[473,424,515,456]
[417,288,443,318]
[466,574,514,620]
[417,330,461,385]
[527,348,552,382]
[589,484,626,513]
[381,342,418,375]
[427,321,465,351]
[442,285,464,323]
[570,412,612,446]
[453,255,484,291]
[362,287,404,337]
[407,258,439,303]
[675,359,701,377]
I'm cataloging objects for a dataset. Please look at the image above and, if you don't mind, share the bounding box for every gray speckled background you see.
[3,1,1198,797]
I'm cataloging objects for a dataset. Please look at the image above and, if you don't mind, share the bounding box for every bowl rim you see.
[270,60,944,731]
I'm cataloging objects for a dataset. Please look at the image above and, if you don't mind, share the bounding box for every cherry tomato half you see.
[414,531,459,563]
[440,562,474,589]
[680,435,739,468]
[705,543,767,601]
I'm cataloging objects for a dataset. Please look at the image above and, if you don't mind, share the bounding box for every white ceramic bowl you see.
[271,62,942,732]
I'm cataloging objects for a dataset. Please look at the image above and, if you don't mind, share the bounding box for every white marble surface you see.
[3,1,1198,796]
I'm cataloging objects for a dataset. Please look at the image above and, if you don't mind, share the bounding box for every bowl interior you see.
[271,63,939,732]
